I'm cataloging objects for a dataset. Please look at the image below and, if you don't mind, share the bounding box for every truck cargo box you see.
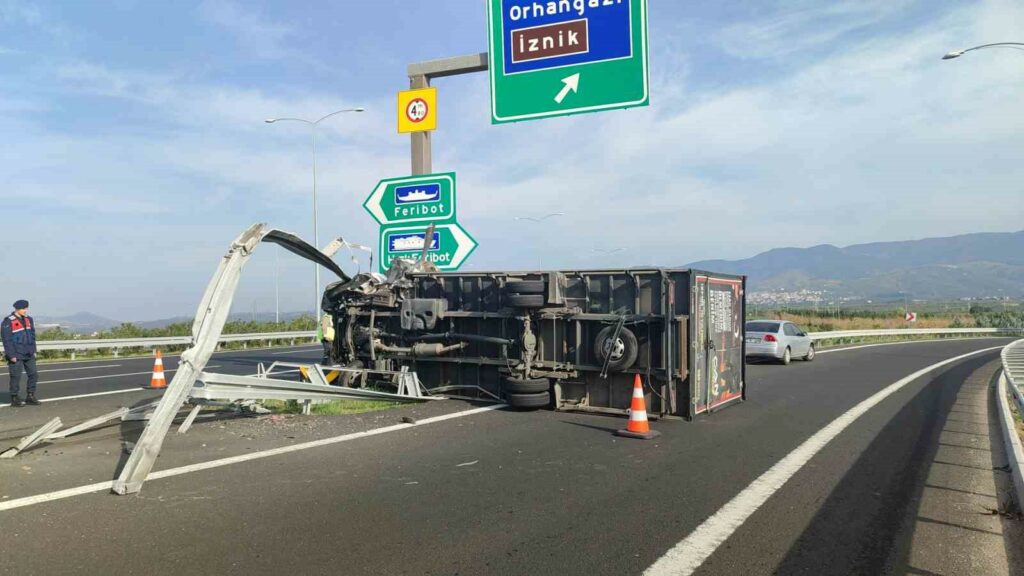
[323,266,746,418]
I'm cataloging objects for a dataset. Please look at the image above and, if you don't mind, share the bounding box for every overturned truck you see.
[323,261,747,418]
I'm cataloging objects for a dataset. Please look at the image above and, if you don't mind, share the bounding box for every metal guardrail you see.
[997,339,1024,517]
[4,327,1019,358]
[1001,339,1024,413]
[1,331,317,356]
[808,327,1022,340]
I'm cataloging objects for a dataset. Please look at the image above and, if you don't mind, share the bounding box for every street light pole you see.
[942,42,1024,60]
[265,107,364,320]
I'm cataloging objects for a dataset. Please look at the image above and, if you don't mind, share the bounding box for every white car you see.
[745,320,815,365]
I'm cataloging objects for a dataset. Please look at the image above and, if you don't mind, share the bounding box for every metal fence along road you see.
[3,327,1021,357]
[1002,338,1024,413]
[1,331,318,356]
[808,327,1023,340]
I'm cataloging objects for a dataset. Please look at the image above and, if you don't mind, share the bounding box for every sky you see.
[1,0,1022,321]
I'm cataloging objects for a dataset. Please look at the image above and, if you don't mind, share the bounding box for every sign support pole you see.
[409,74,432,175]
[406,53,488,175]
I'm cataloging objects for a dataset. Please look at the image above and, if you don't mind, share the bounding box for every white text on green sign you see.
[487,0,649,123]
[363,173,456,225]
[378,222,477,273]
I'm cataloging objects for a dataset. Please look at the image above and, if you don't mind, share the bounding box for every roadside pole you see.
[407,53,488,175]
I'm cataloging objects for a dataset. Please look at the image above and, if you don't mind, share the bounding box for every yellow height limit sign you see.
[397,87,437,133]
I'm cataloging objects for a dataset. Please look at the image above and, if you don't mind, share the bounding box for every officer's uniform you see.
[2,307,39,403]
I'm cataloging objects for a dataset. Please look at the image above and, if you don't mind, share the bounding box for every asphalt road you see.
[0,338,1021,575]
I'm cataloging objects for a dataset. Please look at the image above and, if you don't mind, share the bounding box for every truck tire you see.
[594,326,638,371]
[506,391,550,410]
[503,376,550,394]
[506,294,545,308]
[505,280,546,295]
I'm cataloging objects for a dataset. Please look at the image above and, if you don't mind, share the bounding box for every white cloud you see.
[716,0,914,60]
[3,0,1023,319]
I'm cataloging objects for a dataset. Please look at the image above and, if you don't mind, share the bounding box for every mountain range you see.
[686,230,1024,301]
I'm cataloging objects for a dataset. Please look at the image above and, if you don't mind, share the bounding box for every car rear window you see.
[746,322,780,333]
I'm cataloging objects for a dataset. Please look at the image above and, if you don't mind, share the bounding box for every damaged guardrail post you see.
[112,224,267,495]
[1,418,62,458]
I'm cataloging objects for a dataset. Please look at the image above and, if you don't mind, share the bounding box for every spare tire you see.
[594,326,639,371]
[505,280,546,295]
[506,294,545,308]
[503,376,550,394]
[506,391,550,410]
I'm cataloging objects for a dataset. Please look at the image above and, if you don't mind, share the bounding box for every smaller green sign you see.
[363,172,456,226]
[378,222,477,273]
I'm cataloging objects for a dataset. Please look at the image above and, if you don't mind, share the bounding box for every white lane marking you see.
[28,364,220,385]
[0,365,220,409]
[271,348,321,355]
[0,364,122,378]
[644,345,1003,576]
[0,387,151,408]
[0,404,505,512]
[16,344,321,369]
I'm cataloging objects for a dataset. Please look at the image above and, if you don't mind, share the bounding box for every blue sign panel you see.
[394,183,442,205]
[501,0,633,75]
[387,232,440,253]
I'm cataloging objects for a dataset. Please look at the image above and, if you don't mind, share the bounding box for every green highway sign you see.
[363,172,456,225]
[378,222,478,273]
[486,0,649,124]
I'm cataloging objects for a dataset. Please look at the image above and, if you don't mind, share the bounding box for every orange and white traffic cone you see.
[148,349,167,389]
[615,374,661,439]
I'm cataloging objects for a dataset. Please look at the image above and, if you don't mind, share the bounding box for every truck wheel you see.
[506,294,545,308]
[594,326,638,371]
[503,376,550,394]
[505,280,546,295]
[506,391,550,410]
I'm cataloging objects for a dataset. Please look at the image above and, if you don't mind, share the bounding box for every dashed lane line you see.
[0,364,122,378]
[0,366,220,408]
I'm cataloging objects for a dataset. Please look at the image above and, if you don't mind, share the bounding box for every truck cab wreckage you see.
[3,223,747,495]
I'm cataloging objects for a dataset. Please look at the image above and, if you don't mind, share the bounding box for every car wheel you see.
[506,391,550,410]
[803,344,815,361]
[505,280,546,295]
[506,294,545,308]
[594,326,639,371]
[503,376,550,394]
[781,347,791,365]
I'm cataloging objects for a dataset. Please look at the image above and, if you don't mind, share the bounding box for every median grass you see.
[260,398,402,416]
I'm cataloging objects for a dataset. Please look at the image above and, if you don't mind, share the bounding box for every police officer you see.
[2,299,40,406]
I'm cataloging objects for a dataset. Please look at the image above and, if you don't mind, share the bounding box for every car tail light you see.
[763,334,777,342]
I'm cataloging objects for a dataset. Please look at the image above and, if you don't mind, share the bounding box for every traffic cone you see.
[148,349,167,389]
[615,374,661,439]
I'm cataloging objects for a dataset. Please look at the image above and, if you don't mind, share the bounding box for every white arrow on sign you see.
[447,223,477,269]
[553,73,580,104]
[379,222,477,271]
[363,174,455,225]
